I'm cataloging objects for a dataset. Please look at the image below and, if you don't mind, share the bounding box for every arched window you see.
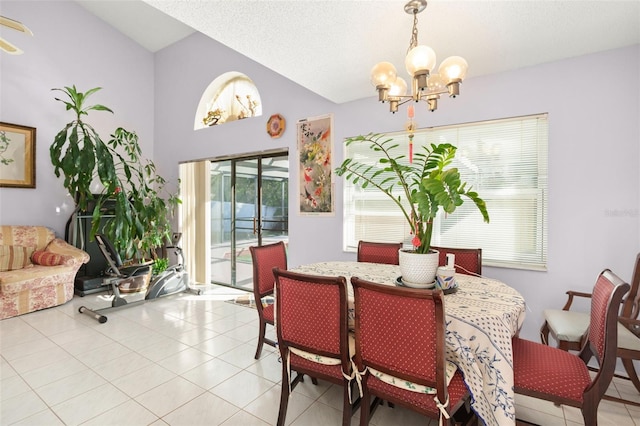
[194,72,262,130]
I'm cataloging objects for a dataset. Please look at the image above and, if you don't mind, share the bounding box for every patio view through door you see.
[210,152,288,289]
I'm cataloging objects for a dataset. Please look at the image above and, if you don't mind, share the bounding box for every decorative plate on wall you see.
[267,114,285,138]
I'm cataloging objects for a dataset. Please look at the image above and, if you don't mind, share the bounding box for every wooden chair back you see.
[357,240,402,265]
[431,246,482,275]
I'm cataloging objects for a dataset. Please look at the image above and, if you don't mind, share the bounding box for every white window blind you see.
[342,114,548,270]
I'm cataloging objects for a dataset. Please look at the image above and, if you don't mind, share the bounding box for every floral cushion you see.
[31,250,75,267]
[289,333,356,365]
[368,361,458,394]
[0,245,35,272]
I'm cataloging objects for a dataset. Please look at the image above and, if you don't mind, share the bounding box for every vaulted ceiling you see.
[76,0,640,104]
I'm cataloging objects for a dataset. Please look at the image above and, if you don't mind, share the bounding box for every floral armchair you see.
[0,225,89,320]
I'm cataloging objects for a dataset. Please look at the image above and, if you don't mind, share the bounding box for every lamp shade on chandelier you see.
[370,0,468,113]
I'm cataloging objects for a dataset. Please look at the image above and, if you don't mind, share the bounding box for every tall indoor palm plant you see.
[50,85,180,260]
[336,133,489,254]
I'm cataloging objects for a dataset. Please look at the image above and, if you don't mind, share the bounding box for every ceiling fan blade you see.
[0,16,33,35]
[0,37,23,55]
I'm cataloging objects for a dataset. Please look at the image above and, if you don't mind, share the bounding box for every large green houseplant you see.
[336,133,489,283]
[50,85,180,261]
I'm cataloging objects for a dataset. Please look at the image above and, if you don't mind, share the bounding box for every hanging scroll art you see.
[297,114,334,215]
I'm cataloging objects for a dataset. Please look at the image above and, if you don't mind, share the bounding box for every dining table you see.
[289,261,526,426]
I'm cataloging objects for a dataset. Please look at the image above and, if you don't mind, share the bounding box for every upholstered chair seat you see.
[513,337,591,403]
[542,309,590,344]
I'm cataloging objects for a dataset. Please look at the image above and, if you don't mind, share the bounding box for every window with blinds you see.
[342,113,548,270]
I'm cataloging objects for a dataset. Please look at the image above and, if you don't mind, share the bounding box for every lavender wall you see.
[0,1,154,233]
[1,1,639,342]
[335,46,640,339]
[155,33,640,340]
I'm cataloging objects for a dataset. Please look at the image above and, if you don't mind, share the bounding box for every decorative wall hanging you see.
[297,114,334,215]
[267,114,285,138]
[0,122,35,188]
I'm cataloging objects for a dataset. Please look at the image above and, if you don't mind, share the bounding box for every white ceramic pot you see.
[398,249,440,288]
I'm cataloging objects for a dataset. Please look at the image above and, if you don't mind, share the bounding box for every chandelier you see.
[370,0,468,114]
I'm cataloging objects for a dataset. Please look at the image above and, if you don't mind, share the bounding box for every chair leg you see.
[359,390,371,426]
[254,318,266,359]
[540,320,550,345]
[622,358,640,393]
[277,361,291,426]
[342,379,352,426]
[581,403,598,426]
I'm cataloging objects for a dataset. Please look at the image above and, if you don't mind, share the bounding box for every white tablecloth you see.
[289,261,526,426]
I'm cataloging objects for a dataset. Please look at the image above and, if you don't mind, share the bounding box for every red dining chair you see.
[431,246,482,276]
[273,268,358,426]
[540,253,640,406]
[249,241,287,359]
[357,240,402,265]
[351,277,475,425]
[513,269,630,425]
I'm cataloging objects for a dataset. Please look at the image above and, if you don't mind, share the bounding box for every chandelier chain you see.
[408,11,419,54]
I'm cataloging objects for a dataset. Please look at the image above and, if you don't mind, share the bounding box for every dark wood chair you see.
[513,269,630,425]
[249,241,287,359]
[273,268,358,426]
[540,253,640,406]
[430,246,482,276]
[351,277,475,425]
[357,240,402,265]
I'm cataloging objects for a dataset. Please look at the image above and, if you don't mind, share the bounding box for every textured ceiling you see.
[78,0,640,104]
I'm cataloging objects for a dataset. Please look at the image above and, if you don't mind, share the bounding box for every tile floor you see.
[1,286,639,426]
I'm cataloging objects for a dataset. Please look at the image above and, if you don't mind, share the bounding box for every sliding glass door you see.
[210,153,288,289]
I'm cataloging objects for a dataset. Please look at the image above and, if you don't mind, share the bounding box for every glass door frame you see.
[210,149,288,289]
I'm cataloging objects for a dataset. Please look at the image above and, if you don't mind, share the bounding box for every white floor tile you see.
[50,382,129,425]
[181,357,242,390]
[162,391,240,425]
[0,374,31,401]
[134,376,205,417]
[77,341,133,368]
[193,334,245,357]
[210,370,276,408]
[111,363,177,397]
[8,345,72,374]
[244,384,316,426]
[0,335,58,360]
[220,410,271,426]
[136,337,190,362]
[156,347,213,374]
[0,357,18,380]
[173,325,218,345]
[0,390,48,424]
[222,322,259,343]
[9,408,64,426]
[1,288,638,426]
[217,342,261,369]
[245,351,283,384]
[21,356,88,389]
[93,351,154,381]
[82,399,159,425]
[290,400,359,426]
[34,368,106,406]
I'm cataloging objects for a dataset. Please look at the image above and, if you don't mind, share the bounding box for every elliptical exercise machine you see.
[79,233,189,323]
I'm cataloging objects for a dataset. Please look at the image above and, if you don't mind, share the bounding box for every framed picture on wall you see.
[0,122,36,188]
[297,114,334,215]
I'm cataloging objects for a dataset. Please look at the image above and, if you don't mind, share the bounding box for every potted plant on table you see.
[335,133,489,286]
[50,85,180,266]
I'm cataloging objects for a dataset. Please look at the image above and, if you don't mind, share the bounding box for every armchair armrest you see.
[45,238,90,265]
[619,317,640,337]
[562,290,593,310]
